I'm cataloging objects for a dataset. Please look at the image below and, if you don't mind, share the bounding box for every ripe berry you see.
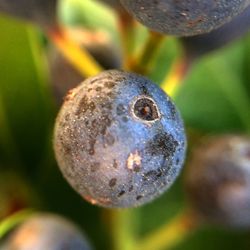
[181,5,250,59]
[0,0,57,28]
[185,135,250,228]
[1,213,92,250]
[54,70,186,208]
[120,0,250,36]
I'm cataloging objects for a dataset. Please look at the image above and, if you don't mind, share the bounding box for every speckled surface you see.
[54,70,186,208]
[120,0,250,36]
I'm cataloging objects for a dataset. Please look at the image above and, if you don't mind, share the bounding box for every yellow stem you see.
[47,26,103,78]
[118,10,137,69]
[134,210,199,250]
[0,209,34,239]
[161,56,192,98]
[129,31,165,74]
[109,209,136,250]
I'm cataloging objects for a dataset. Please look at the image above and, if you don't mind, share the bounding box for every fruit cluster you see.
[0,0,250,249]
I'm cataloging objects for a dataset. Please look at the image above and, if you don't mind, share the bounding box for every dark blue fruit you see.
[54,70,186,208]
[120,0,250,36]
[181,5,250,59]
[0,0,57,28]
[185,135,250,228]
[1,213,92,250]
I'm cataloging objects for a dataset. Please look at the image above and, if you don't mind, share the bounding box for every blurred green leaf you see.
[175,39,250,134]
[0,15,55,173]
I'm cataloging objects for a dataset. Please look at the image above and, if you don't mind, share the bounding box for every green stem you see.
[161,55,193,98]
[134,210,199,250]
[0,209,33,239]
[129,31,165,74]
[110,209,136,250]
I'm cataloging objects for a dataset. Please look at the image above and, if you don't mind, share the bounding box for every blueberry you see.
[54,70,186,208]
[185,135,250,228]
[1,213,92,250]
[181,5,250,59]
[0,0,57,28]
[120,0,250,36]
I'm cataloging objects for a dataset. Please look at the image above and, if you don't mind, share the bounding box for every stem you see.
[118,10,136,69]
[47,26,103,78]
[0,209,33,239]
[110,209,136,250]
[134,210,199,250]
[129,31,165,74]
[161,56,193,98]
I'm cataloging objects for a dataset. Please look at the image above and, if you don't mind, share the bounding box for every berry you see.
[120,0,250,36]
[0,0,57,28]
[54,70,186,208]
[1,213,92,250]
[181,5,250,59]
[185,135,250,228]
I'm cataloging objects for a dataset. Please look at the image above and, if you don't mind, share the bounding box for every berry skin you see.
[120,0,250,36]
[0,0,57,28]
[54,70,186,208]
[181,5,250,59]
[185,135,250,228]
[1,213,92,250]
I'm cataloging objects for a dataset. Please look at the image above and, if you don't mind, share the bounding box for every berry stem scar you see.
[47,26,103,78]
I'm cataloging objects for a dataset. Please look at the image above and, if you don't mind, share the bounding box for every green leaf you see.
[175,38,250,134]
[0,15,55,173]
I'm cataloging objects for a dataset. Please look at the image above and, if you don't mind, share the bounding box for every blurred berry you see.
[0,0,57,29]
[185,135,250,228]
[181,5,250,60]
[120,0,250,36]
[54,70,186,208]
[1,213,92,250]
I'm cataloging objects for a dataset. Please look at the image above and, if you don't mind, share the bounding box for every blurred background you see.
[0,0,250,249]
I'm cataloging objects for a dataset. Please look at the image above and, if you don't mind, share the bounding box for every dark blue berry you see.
[185,135,250,228]
[120,0,250,36]
[54,70,186,208]
[0,0,57,28]
[181,5,250,59]
[1,213,92,250]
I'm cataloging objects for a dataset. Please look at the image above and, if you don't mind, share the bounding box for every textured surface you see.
[181,5,250,59]
[0,0,57,28]
[120,0,250,36]
[186,135,250,228]
[1,213,92,250]
[54,70,186,208]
